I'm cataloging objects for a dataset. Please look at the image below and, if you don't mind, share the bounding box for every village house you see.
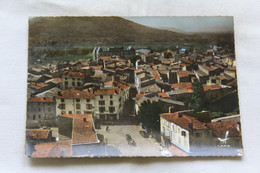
[45,77,62,88]
[203,84,233,101]
[26,129,55,156]
[58,114,99,145]
[62,71,87,90]
[177,71,190,83]
[56,84,129,121]
[160,111,211,153]
[26,97,57,128]
[134,69,156,94]
[28,82,52,96]
[206,121,242,147]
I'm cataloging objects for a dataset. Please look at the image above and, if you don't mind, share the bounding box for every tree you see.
[185,82,205,112]
[129,55,141,65]
[137,100,164,133]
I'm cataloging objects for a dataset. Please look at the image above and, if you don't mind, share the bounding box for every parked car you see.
[126,134,136,146]
[139,131,149,138]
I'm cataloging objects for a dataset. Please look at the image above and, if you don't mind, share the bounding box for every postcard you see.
[25,16,243,158]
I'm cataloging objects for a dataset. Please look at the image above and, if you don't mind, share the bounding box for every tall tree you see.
[137,100,164,133]
[185,82,205,112]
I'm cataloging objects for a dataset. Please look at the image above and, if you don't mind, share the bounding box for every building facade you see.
[26,97,57,128]
[56,86,129,121]
[62,72,86,90]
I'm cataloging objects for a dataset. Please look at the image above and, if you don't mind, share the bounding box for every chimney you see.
[177,112,182,117]
[188,122,193,133]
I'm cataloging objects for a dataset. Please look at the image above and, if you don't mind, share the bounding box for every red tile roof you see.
[59,114,98,145]
[135,93,146,99]
[91,66,102,71]
[171,82,193,90]
[206,121,241,137]
[31,141,72,158]
[227,66,236,71]
[135,68,144,73]
[94,88,120,95]
[158,92,169,98]
[177,71,189,78]
[182,58,196,64]
[45,78,62,84]
[57,89,95,99]
[147,62,155,66]
[28,97,55,102]
[63,72,86,78]
[32,83,49,90]
[104,81,129,90]
[151,71,161,81]
[203,84,221,91]
[160,112,208,130]
[26,129,50,140]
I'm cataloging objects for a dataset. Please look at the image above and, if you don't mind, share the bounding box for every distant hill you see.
[29,17,187,45]
[29,17,234,46]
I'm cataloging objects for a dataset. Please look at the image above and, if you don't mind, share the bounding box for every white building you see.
[160,112,210,153]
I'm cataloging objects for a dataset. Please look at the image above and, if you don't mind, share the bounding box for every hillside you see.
[29,17,188,46]
[29,17,234,46]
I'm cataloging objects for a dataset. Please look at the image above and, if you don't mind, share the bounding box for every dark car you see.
[126,134,136,146]
[139,131,149,138]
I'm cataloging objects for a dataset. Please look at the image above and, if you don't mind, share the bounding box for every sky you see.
[123,16,234,32]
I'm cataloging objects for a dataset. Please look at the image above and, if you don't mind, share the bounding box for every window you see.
[61,99,64,102]
[76,99,80,102]
[109,107,115,113]
[69,111,72,114]
[59,104,66,109]
[87,99,90,102]
[166,121,169,127]
[86,104,92,109]
[119,97,121,102]
[38,108,41,112]
[196,133,200,137]
[83,118,87,122]
[65,81,68,85]
[48,107,51,112]
[65,78,68,80]
[72,82,75,86]
[171,124,175,131]
[38,115,41,119]
[77,82,81,86]
[110,95,113,99]
[99,107,105,113]
[110,100,113,105]
[33,115,36,120]
[99,100,105,105]
[181,131,186,137]
[76,111,81,114]
[47,103,50,106]
[76,103,81,109]
[100,95,103,99]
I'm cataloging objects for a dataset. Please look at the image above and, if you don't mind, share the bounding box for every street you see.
[96,125,162,157]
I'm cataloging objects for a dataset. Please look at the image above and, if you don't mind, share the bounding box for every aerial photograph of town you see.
[25,16,243,158]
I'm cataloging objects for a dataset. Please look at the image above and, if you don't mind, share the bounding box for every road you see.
[96,125,162,157]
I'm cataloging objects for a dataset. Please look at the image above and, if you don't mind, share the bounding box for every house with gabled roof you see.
[160,111,211,153]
